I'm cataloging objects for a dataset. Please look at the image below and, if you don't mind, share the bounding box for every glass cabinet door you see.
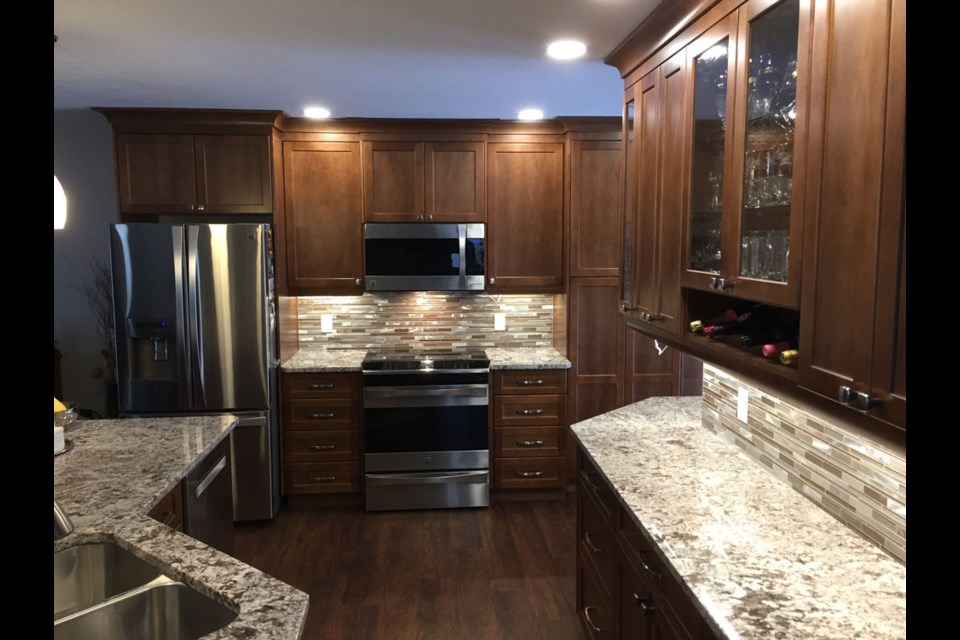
[684,15,739,289]
[621,92,637,309]
[731,0,807,307]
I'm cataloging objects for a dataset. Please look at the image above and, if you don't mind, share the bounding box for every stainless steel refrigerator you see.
[110,223,280,521]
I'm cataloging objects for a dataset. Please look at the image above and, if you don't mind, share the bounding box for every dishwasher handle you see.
[195,454,228,499]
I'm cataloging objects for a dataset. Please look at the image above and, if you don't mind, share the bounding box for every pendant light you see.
[54,175,67,229]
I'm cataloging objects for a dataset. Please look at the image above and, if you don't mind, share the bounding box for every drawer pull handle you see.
[517,439,545,447]
[519,379,544,386]
[582,606,603,633]
[516,409,544,416]
[516,470,544,478]
[632,593,658,615]
[310,383,335,389]
[636,550,663,581]
[309,444,336,451]
[310,413,336,419]
[584,531,602,554]
[310,476,337,482]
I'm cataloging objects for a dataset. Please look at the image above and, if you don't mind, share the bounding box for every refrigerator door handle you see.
[187,226,207,407]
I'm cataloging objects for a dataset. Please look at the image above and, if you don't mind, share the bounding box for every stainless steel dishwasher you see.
[183,438,234,555]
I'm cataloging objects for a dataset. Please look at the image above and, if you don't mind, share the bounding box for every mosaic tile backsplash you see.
[297,293,555,350]
[701,364,906,564]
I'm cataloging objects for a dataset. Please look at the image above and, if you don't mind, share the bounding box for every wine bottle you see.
[689,308,741,333]
[762,339,799,358]
[780,350,799,367]
[702,311,753,337]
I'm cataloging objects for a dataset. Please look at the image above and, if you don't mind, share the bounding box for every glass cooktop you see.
[361,348,490,371]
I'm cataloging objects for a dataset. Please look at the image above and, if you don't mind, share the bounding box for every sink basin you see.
[53,542,238,639]
[54,543,161,619]
[54,580,238,640]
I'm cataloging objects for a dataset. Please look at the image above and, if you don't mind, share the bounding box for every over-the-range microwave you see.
[363,223,485,292]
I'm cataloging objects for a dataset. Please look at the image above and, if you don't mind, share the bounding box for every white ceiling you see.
[54,0,660,119]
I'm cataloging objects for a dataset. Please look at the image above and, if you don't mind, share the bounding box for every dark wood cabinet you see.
[569,278,625,425]
[570,141,622,277]
[492,369,567,493]
[282,141,365,295]
[116,133,271,215]
[487,142,565,293]
[362,140,485,222]
[576,444,714,640]
[798,0,905,429]
[147,481,184,532]
[281,372,362,495]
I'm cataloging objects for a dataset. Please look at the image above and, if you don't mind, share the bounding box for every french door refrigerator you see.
[110,223,280,521]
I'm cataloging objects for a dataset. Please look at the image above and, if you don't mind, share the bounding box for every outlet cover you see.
[320,314,334,334]
[494,313,506,331]
[737,387,749,423]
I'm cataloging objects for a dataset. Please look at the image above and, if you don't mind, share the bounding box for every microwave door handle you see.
[458,224,467,289]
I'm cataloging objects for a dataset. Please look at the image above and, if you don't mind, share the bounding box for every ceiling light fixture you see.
[547,39,587,60]
[517,108,544,121]
[303,106,331,119]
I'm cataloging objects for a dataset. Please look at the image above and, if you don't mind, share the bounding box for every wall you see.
[53,109,119,416]
[701,364,906,564]
[298,292,555,350]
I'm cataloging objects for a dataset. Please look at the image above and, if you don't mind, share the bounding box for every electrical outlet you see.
[737,387,749,423]
[320,314,334,334]
[494,313,506,331]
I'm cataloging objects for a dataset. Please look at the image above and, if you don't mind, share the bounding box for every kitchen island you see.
[53,416,309,639]
[571,397,906,639]
[280,346,571,372]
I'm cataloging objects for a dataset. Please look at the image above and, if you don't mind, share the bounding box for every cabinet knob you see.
[488,277,495,285]
[519,379,543,386]
[516,470,544,478]
[188,204,195,212]
[632,593,658,615]
[427,214,433,221]
[197,204,205,212]
[355,278,362,286]
[416,214,424,221]
[853,391,880,411]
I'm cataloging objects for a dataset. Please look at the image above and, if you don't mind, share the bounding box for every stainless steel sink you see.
[54,542,161,619]
[54,579,238,640]
[53,542,238,639]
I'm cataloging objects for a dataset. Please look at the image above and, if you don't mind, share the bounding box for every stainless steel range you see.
[361,349,490,511]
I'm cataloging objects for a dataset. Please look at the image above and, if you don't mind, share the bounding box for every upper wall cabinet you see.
[682,0,810,308]
[362,140,485,222]
[798,0,905,429]
[282,141,364,294]
[115,134,273,215]
[569,140,622,278]
[486,142,565,293]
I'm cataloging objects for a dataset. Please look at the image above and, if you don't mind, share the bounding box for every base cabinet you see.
[576,445,718,640]
[147,481,184,532]
[281,372,362,494]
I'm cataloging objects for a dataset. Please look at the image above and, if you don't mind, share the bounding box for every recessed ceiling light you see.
[303,106,331,119]
[517,108,544,121]
[547,40,587,60]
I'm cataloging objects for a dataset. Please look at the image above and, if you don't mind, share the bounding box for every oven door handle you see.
[364,384,488,399]
[366,470,489,486]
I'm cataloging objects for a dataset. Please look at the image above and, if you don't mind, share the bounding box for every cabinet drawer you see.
[284,462,360,494]
[495,370,567,395]
[284,430,359,463]
[619,511,701,639]
[282,373,358,399]
[579,490,617,599]
[494,394,565,426]
[619,559,687,640]
[283,398,359,430]
[577,548,615,640]
[578,450,618,525]
[494,457,565,489]
[494,426,563,457]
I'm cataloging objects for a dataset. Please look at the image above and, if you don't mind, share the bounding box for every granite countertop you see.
[53,416,308,639]
[280,346,571,372]
[571,397,906,640]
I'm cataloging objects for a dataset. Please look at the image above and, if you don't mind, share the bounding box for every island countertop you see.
[571,396,906,640]
[53,416,308,639]
[280,346,571,372]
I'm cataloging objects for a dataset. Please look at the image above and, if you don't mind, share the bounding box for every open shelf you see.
[683,332,798,384]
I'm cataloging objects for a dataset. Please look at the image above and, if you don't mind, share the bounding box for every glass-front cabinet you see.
[682,0,809,308]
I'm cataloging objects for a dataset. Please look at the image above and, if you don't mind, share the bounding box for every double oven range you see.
[361,349,490,511]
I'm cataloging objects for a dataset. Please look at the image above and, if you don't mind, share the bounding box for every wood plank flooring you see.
[233,495,585,640]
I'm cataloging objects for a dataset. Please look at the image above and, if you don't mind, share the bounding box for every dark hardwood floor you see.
[234,495,585,640]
